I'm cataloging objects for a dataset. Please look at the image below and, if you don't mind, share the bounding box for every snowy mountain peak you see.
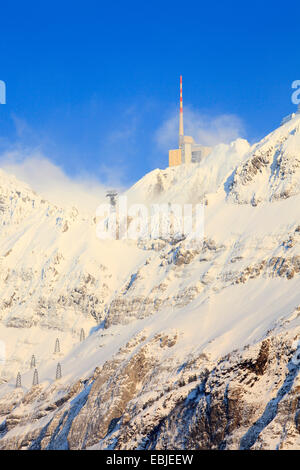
[126,138,250,206]
[1,117,300,450]
[227,113,300,205]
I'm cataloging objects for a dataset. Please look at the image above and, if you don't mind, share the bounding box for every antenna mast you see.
[179,75,184,147]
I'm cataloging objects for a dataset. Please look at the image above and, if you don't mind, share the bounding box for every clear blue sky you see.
[1,0,300,186]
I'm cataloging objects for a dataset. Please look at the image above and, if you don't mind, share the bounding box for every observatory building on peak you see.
[169,76,211,167]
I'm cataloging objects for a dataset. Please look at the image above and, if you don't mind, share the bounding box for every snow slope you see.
[125,138,250,205]
[228,113,300,204]
[0,114,300,450]
[0,170,148,383]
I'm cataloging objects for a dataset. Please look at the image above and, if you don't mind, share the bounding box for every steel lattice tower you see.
[30,354,36,369]
[16,372,21,388]
[32,368,39,386]
[56,362,62,380]
[80,328,85,342]
[54,338,60,354]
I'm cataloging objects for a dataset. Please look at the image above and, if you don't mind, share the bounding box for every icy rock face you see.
[0,332,299,450]
[126,138,250,206]
[1,117,300,449]
[227,114,300,205]
[0,170,130,382]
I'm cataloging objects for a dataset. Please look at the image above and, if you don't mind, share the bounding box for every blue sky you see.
[1,0,300,191]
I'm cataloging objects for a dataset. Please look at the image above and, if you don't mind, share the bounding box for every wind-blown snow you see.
[1,113,300,450]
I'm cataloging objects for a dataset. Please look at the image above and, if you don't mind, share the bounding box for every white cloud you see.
[0,108,137,214]
[155,107,246,151]
[0,106,247,214]
[106,106,138,144]
[0,149,121,213]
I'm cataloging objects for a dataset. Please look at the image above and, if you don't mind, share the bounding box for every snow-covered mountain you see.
[0,115,300,450]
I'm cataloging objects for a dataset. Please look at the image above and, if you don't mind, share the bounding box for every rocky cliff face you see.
[0,331,299,450]
[1,115,300,450]
[227,116,300,205]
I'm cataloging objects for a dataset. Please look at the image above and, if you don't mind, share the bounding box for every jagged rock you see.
[2,116,300,450]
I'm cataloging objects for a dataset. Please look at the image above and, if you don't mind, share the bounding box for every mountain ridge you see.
[0,115,300,449]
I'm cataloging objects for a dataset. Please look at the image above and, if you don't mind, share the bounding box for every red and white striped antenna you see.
[179,75,184,147]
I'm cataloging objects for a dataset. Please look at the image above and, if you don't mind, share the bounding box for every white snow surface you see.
[1,113,300,442]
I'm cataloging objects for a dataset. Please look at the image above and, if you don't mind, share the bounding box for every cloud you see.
[106,106,139,144]
[0,149,117,213]
[11,114,33,139]
[0,104,247,213]
[0,106,142,214]
[97,162,127,189]
[155,107,246,151]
